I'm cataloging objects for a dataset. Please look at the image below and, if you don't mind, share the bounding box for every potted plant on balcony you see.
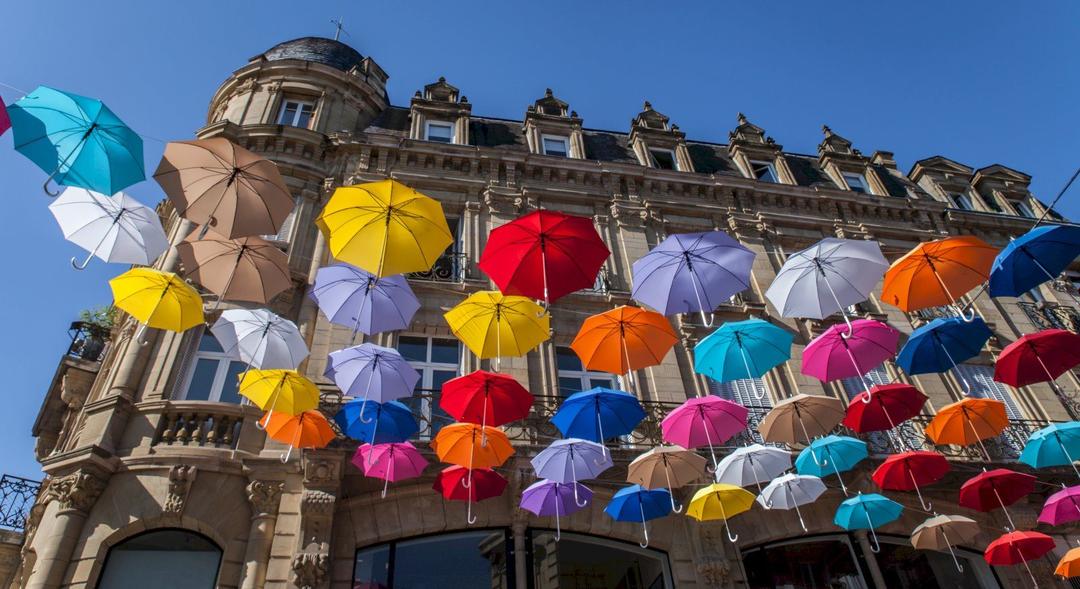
[68,306,116,362]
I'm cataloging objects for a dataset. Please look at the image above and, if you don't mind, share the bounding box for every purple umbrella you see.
[521,479,593,541]
[326,343,420,422]
[531,439,612,507]
[1038,484,1080,526]
[631,231,754,326]
[311,263,420,339]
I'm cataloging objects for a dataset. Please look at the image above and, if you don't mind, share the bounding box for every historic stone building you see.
[9,36,1080,588]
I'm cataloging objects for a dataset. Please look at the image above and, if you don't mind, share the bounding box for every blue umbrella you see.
[896,317,992,395]
[551,387,646,451]
[1020,421,1080,479]
[604,484,673,548]
[325,344,420,422]
[795,435,867,495]
[334,400,418,445]
[311,263,421,338]
[8,86,144,196]
[694,318,793,400]
[834,493,903,552]
[989,225,1080,299]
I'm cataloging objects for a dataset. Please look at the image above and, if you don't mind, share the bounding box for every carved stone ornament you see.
[302,456,342,488]
[246,479,284,516]
[301,489,336,516]
[291,550,329,589]
[46,471,106,513]
[163,464,196,515]
[696,559,732,587]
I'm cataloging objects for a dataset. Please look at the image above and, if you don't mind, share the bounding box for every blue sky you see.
[0,1,1076,478]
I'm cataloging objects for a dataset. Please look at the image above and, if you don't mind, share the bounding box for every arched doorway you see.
[98,529,221,589]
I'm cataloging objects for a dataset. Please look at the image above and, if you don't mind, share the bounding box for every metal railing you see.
[66,321,110,363]
[0,475,41,532]
[408,252,470,283]
[1017,301,1080,332]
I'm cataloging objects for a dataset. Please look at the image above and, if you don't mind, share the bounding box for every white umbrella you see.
[765,238,888,335]
[714,444,792,490]
[210,309,308,370]
[757,473,827,532]
[49,187,169,270]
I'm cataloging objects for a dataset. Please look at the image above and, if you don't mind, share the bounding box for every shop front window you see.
[530,530,673,589]
[354,530,512,588]
[743,535,868,589]
[875,538,999,589]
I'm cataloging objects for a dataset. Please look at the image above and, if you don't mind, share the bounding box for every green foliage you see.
[78,306,117,331]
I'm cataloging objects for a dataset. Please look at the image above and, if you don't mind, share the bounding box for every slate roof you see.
[262,37,365,72]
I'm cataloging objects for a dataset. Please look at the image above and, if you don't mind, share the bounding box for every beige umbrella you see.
[627,446,707,512]
[154,137,294,239]
[911,514,980,573]
[177,234,291,306]
[758,393,845,447]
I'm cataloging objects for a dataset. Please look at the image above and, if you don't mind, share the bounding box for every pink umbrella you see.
[802,319,899,401]
[661,397,748,474]
[1038,484,1080,526]
[0,98,9,137]
[352,442,429,498]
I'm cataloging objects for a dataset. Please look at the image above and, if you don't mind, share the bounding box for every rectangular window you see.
[842,172,869,194]
[411,217,463,282]
[541,135,569,157]
[954,364,1023,420]
[398,335,460,437]
[749,160,778,183]
[424,121,455,144]
[556,347,619,397]
[648,149,679,171]
[179,331,246,404]
[262,195,300,244]
[708,377,770,445]
[981,194,1004,213]
[277,99,315,128]
[948,192,973,211]
[1014,200,1037,218]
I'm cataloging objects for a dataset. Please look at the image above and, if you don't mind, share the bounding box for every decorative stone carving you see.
[302,456,341,488]
[301,489,336,516]
[163,465,196,515]
[696,559,732,587]
[482,188,523,215]
[291,548,329,589]
[46,471,106,513]
[246,479,283,516]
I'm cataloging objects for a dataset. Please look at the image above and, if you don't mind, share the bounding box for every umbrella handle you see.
[737,346,767,401]
[43,175,60,197]
[954,304,977,323]
[725,522,739,543]
[793,497,808,533]
[868,527,881,553]
[909,471,932,512]
[686,267,714,328]
[928,263,977,323]
[71,252,94,271]
[280,445,292,464]
[945,541,964,574]
[358,366,377,424]
[1021,555,1038,588]
[638,502,650,549]
[554,497,561,542]
[818,265,855,339]
[135,324,151,347]
[256,408,272,431]
[467,496,477,525]
[663,467,683,513]
[574,483,589,508]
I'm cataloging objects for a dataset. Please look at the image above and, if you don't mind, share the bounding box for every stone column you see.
[511,520,528,587]
[853,530,888,589]
[240,479,284,589]
[24,471,106,589]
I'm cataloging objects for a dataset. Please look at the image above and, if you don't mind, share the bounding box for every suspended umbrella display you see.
[881,236,998,319]
[627,446,707,512]
[440,371,533,432]
[478,209,610,306]
[910,514,980,573]
[353,442,429,498]
[801,319,899,400]
[834,493,903,553]
[630,230,754,325]
[263,410,335,462]
[605,485,673,548]
[872,451,950,511]
[843,383,927,451]
[924,397,1009,462]
[693,318,793,400]
[1020,421,1080,479]
[570,306,678,388]
[758,394,846,462]
[0,97,9,136]
[1058,545,1080,579]
[177,234,291,307]
[433,465,507,525]
[109,268,205,339]
[211,308,308,371]
[310,263,420,338]
[316,179,454,277]
[520,480,593,541]
[444,291,550,369]
[714,444,792,491]
[984,531,1055,587]
[238,369,320,429]
[48,188,169,270]
[8,86,144,196]
[325,344,419,421]
[959,468,1037,531]
[661,396,748,473]
[896,316,992,396]
[334,400,419,445]
[757,473,827,532]
[995,330,1080,405]
[794,435,867,495]
[988,224,1080,300]
[532,438,612,507]
[432,423,514,488]
[1038,484,1080,526]
[686,483,756,543]
[550,387,646,452]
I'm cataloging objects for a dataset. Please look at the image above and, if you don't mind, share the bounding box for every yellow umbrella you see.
[315,179,454,277]
[109,268,204,333]
[686,482,756,542]
[238,369,320,428]
[444,291,550,364]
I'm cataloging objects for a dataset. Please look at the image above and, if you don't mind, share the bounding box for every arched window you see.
[98,529,221,589]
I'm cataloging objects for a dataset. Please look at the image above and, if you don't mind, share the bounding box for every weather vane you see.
[330,16,349,41]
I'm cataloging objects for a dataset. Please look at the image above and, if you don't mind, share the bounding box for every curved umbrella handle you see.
[670,493,683,514]
[725,522,739,543]
[946,543,964,574]
[467,497,478,525]
[256,408,272,431]
[71,253,94,270]
[868,527,881,553]
[554,502,561,542]
[43,175,61,197]
[280,445,292,464]
[793,498,808,533]
[955,304,977,323]
[574,484,588,508]
[639,503,650,548]
[910,472,933,512]
[135,324,151,347]
[381,475,390,499]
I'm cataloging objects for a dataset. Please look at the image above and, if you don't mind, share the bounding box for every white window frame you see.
[262,195,300,244]
[277,99,315,128]
[556,347,621,396]
[842,171,870,194]
[541,134,570,157]
[648,148,680,171]
[176,330,246,403]
[948,192,973,211]
[398,335,461,438]
[424,120,455,144]
[1014,200,1037,218]
[749,160,778,183]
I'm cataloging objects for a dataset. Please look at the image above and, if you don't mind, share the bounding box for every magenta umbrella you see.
[353,442,429,498]
[661,397,748,475]
[0,97,9,137]
[802,319,899,402]
[1038,484,1080,526]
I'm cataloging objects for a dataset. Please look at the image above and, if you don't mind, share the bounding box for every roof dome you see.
[261,37,364,71]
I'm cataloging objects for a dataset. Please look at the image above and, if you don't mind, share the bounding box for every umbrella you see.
[896,316,992,396]
[995,330,1080,405]
[433,466,507,525]
[686,483,756,543]
[758,394,846,461]
[177,234,291,306]
[794,435,867,495]
[834,493,903,552]
[801,320,899,399]
[238,369,320,428]
[210,308,308,371]
[1021,421,1080,479]
[0,97,9,136]
[8,86,143,196]
[627,446,708,511]
[154,137,294,239]
[1038,484,1080,526]
[1058,546,1080,579]
[334,400,418,445]
[550,387,646,452]
[432,423,514,485]
[316,179,454,277]
[661,396,748,472]
[310,263,420,338]
[989,224,1080,298]
[764,238,888,335]
[844,383,927,433]
[478,209,610,305]
[881,236,998,319]
[872,451,950,511]
[353,442,428,498]
[444,291,550,368]
[48,187,168,270]
[440,370,533,429]
[693,318,793,401]
[605,485,673,548]
[757,473,827,532]
[959,468,1037,530]
[925,397,1009,461]
[109,268,204,337]
[714,444,792,491]
[264,410,335,462]
[325,344,419,420]
[630,230,754,324]
[911,514,980,573]
[520,480,593,541]
[984,531,1055,586]
[531,438,612,507]
[570,306,678,387]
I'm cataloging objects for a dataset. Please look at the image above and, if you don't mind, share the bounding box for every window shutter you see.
[708,377,772,408]
[955,364,1024,420]
[840,364,891,400]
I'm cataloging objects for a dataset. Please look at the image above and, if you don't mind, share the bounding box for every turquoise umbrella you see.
[8,86,144,196]
[834,493,903,552]
[694,318,793,401]
[1020,421,1080,480]
[794,435,867,495]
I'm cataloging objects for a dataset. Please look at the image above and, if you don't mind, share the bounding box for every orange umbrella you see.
[881,236,998,317]
[1056,546,1080,578]
[925,397,1009,461]
[570,306,678,386]
[264,410,336,463]
[433,422,514,470]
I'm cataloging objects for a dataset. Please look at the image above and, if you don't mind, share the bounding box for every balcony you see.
[66,321,110,363]
[0,475,40,533]
[1017,301,1080,332]
[408,252,469,283]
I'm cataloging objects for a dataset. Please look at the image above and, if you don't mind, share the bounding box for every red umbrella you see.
[478,210,610,305]
[984,530,1055,586]
[439,370,534,429]
[843,383,928,438]
[959,468,1037,530]
[872,451,949,511]
[433,465,508,525]
[995,329,1080,390]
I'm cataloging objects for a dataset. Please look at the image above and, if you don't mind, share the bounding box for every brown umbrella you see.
[154,138,294,239]
[177,234,291,305]
[758,393,845,446]
[911,514,980,572]
[627,445,708,512]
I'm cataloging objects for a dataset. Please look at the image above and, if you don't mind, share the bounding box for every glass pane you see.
[218,362,246,404]
[296,104,313,128]
[876,541,991,589]
[556,348,582,372]
[184,359,219,401]
[398,336,428,362]
[752,163,776,182]
[589,378,616,391]
[430,339,459,365]
[650,150,676,170]
[543,138,568,156]
[100,531,221,589]
[743,538,867,589]
[532,531,671,589]
[427,123,453,143]
[278,103,298,125]
[392,531,510,589]
[557,377,581,398]
[198,333,224,353]
[353,544,390,587]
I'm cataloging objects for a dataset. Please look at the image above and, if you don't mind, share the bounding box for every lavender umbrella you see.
[631,231,754,326]
[532,439,612,507]
[521,479,593,541]
[326,343,420,422]
[311,263,420,338]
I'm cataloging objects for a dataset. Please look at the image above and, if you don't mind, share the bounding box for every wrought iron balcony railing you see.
[0,475,41,532]
[66,320,110,363]
[1017,301,1080,333]
[407,252,470,283]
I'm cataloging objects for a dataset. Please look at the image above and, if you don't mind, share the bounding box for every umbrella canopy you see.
[834,493,903,552]
[9,86,144,196]
[989,224,1080,297]
[687,483,756,542]
[985,530,1055,585]
[444,291,550,360]
[1038,484,1080,526]
[714,444,792,490]
[353,442,428,497]
[995,329,1080,388]
[264,410,335,462]
[630,231,754,319]
[605,485,673,548]
[881,236,998,313]
[896,316,992,378]
[550,387,646,444]
[959,469,1036,525]
[872,451,950,511]
[310,263,420,337]
[440,370,533,428]
[334,400,418,444]
[432,423,514,469]
[478,210,609,304]
[177,234,291,305]
[154,137,293,238]
[48,188,168,269]
[570,306,678,377]
[210,308,308,370]
[925,397,1009,460]
[911,514,980,573]
[765,238,888,321]
[661,397,748,460]
[795,435,867,495]
[843,383,928,434]
[520,480,593,540]
[0,97,9,136]
[109,268,204,332]
[316,179,454,277]
[1057,546,1080,579]
[432,466,507,525]
[627,445,707,511]
[238,369,320,425]
[1021,421,1080,477]
[758,394,846,446]
[693,318,792,400]
[757,473,827,532]
[325,343,419,405]
[801,319,899,384]
[532,438,612,484]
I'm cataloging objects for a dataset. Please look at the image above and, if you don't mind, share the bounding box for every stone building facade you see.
[13,36,1080,588]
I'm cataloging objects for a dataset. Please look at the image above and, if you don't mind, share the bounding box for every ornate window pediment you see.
[628,102,693,172]
[523,89,584,158]
[817,125,887,196]
[727,113,794,185]
[409,77,471,145]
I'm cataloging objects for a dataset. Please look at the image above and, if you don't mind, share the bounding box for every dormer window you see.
[842,172,869,194]
[541,135,569,157]
[649,148,679,171]
[1015,200,1036,218]
[278,99,315,128]
[948,192,973,211]
[750,160,778,183]
[424,121,455,144]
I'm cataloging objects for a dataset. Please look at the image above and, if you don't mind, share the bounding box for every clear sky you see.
[0,1,1076,478]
